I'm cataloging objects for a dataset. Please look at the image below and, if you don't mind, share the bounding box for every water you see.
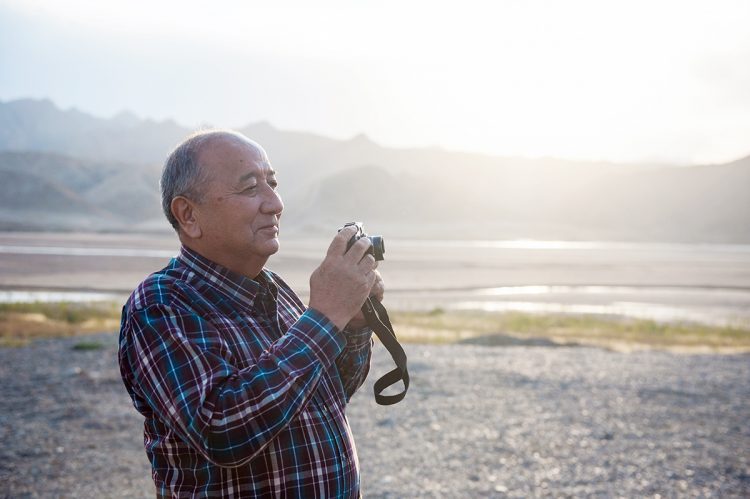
[396,239,750,253]
[0,290,126,304]
[1,239,748,257]
[454,284,750,327]
[1,237,748,327]
[0,245,176,258]
[453,299,748,327]
[385,284,750,328]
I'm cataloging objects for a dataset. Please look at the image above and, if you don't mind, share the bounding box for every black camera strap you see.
[361,297,409,405]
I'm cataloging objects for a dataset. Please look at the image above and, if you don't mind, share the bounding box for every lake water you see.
[1,233,748,328]
[0,290,126,303]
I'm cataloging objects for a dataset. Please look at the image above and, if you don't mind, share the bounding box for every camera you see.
[339,222,385,261]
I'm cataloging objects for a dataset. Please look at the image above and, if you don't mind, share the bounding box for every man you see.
[118,130,382,498]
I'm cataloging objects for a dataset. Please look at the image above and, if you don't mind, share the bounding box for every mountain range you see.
[0,98,748,242]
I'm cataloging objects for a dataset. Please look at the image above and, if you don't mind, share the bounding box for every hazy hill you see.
[0,169,118,231]
[560,155,750,242]
[0,151,160,230]
[0,98,748,242]
[283,157,750,243]
[0,98,659,179]
[0,99,186,165]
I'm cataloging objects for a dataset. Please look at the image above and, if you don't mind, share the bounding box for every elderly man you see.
[118,130,382,498]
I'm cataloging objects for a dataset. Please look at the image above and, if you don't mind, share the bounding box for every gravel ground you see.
[0,333,748,498]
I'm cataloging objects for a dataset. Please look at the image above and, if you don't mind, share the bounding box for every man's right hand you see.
[308,226,379,331]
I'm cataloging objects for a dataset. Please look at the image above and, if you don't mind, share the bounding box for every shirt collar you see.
[177,245,273,309]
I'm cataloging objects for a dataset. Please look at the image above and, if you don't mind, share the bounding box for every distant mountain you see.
[0,169,117,231]
[287,155,750,243]
[0,98,748,242]
[0,98,659,178]
[552,155,750,242]
[0,99,186,165]
[0,151,160,230]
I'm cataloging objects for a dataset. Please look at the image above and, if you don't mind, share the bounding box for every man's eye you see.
[268,180,279,189]
[243,186,257,193]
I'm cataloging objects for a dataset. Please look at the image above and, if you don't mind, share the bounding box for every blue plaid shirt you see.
[118,245,372,498]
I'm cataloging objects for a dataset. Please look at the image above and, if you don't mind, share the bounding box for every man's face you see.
[192,137,284,272]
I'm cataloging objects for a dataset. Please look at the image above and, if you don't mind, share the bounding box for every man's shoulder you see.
[124,258,198,313]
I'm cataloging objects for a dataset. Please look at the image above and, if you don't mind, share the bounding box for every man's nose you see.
[261,187,284,215]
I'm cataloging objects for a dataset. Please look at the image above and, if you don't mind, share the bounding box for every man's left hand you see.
[345,269,384,330]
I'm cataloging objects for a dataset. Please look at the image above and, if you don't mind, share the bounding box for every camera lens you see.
[370,236,385,261]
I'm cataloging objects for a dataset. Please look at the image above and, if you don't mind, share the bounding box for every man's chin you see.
[261,238,281,256]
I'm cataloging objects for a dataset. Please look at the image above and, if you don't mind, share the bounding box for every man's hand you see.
[345,269,384,330]
[308,226,379,331]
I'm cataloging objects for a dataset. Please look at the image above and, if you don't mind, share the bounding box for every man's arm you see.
[335,326,373,402]
[121,303,345,468]
[333,270,382,401]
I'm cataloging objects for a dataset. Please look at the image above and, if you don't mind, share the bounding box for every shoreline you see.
[2,301,749,354]
[2,231,749,352]
[2,281,750,331]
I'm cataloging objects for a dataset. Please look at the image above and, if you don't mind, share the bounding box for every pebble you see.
[1,333,748,498]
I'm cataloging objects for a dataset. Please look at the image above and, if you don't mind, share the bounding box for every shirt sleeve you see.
[120,303,346,468]
[335,325,373,402]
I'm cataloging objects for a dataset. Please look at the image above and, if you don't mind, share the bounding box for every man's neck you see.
[179,238,266,279]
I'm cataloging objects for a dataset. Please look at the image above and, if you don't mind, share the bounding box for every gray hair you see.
[160,129,247,231]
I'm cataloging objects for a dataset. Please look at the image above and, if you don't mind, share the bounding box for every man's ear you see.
[171,196,202,238]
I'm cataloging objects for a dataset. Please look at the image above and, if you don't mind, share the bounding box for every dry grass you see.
[390,309,750,353]
[3,302,749,353]
[0,302,121,347]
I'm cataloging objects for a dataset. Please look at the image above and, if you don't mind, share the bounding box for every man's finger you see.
[370,272,384,301]
[345,236,373,263]
[327,226,358,257]
[365,268,378,290]
[357,254,377,271]
[360,252,378,269]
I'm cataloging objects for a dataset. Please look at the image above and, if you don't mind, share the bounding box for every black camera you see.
[339,222,385,261]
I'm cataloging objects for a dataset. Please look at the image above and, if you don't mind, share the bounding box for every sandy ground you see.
[0,332,748,498]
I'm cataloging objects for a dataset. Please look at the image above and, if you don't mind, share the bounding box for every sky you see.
[1,0,749,165]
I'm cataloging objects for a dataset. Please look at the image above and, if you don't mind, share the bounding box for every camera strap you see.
[361,297,409,405]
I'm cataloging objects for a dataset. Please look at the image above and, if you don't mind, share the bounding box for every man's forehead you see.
[198,135,273,178]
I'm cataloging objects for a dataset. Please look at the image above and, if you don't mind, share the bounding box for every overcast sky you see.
[1,0,749,164]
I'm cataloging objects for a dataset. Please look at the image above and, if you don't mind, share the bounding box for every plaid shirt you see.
[118,245,372,498]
